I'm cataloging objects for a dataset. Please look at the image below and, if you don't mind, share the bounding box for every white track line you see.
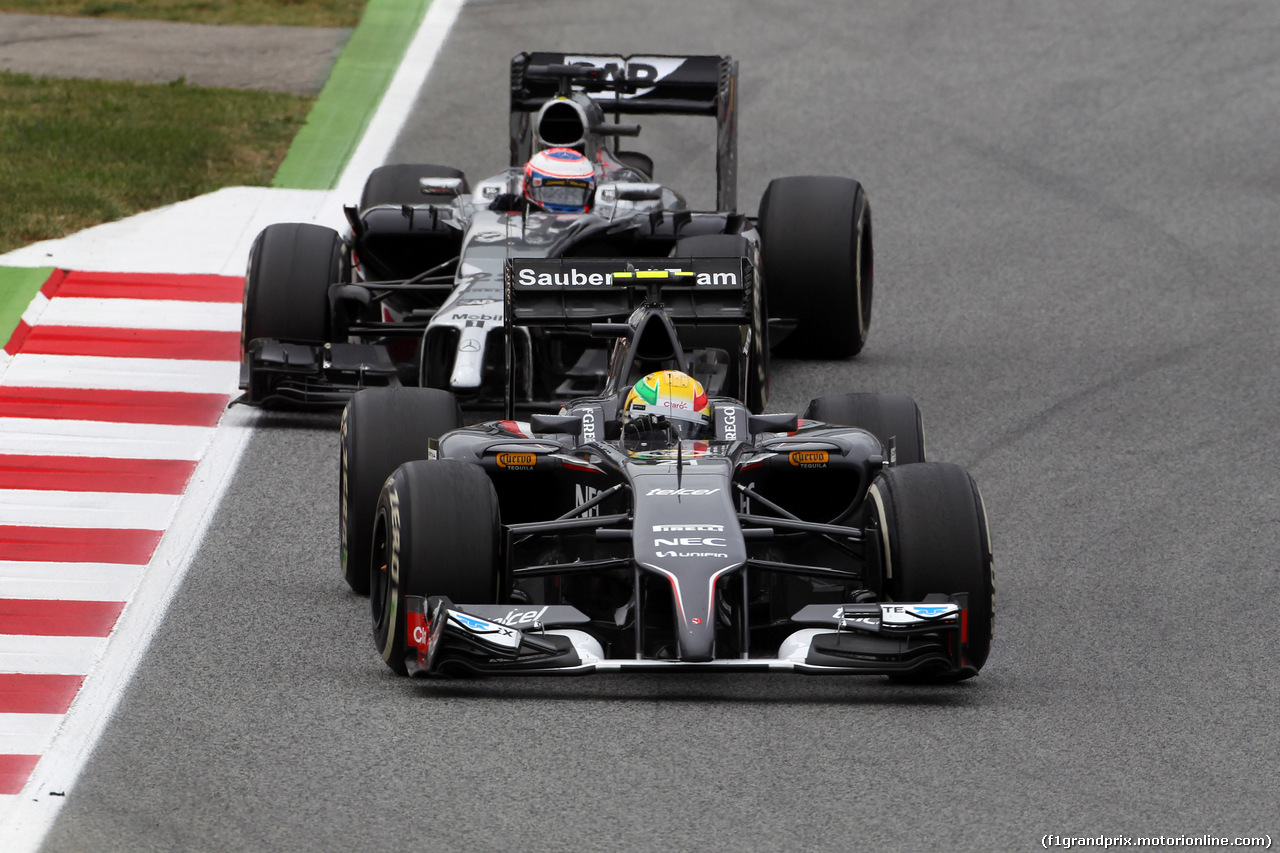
[0,490,178,530]
[38,298,241,331]
[0,563,144,602]
[0,419,214,460]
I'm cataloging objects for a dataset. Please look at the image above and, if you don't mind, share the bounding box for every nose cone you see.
[630,468,744,662]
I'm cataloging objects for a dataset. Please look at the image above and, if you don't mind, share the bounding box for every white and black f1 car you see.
[340,258,993,681]
[239,52,874,411]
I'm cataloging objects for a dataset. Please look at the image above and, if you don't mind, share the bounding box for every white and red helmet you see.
[523,147,595,213]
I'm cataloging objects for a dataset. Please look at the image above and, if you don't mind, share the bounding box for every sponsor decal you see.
[721,406,739,441]
[408,611,429,647]
[581,407,598,442]
[789,450,829,468]
[907,605,956,618]
[459,340,481,352]
[575,484,601,517]
[388,488,402,586]
[653,524,724,532]
[339,409,350,559]
[562,56,676,100]
[655,551,729,558]
[450,312,500,322]
[450,611,520,648]
[514,265,738,288]
[880,603,958,625]
[646,488,720,496]
[614,270,738,287]
[495,606,550,627]
[518,267,614,287]
[654,537,727,547]
[453,612,489,631]
[496,452,537,469]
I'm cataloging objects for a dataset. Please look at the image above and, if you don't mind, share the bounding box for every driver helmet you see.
[523,147,595,213]
[622,370,712,445]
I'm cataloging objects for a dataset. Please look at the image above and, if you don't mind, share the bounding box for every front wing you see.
[403,595,977,679]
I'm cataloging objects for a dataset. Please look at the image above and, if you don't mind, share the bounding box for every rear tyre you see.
[804,392,925,464]
[758,176,873,358]
[670,234,768,411]
[241,222,346,356]
[340,387,462,595]
[360,163,470,210]
[371,459,502,676]
[866,463,994,680]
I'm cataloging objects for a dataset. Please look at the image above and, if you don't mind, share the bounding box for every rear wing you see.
[509,52,739,212]
[503,256,753,417]
[503,257,752,327]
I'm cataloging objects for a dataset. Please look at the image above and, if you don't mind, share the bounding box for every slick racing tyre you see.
[371,459,502,676]
[867,463,994,680]
[360,163,470,210]
[758,176,873,359]
[241,222,347,358]
[804,392,925,465]
[340,387,463,595]
[670,234,769,412]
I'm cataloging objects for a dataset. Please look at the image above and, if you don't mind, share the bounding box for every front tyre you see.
[371,460,502,676]
[241,222,346,357]
[866,462,994,679]
[340,387,462,595]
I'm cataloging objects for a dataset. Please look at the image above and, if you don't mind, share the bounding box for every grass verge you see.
[0,1,363,27]
[0,72,312,254]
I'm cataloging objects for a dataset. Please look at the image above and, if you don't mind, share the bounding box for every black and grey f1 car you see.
[239,52,874,411]
[340,259,994,681]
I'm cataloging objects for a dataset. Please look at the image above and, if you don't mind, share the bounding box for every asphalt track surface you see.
[42,1,1280,850]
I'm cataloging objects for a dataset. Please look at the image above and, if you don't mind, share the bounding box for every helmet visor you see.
[530,178,592,211]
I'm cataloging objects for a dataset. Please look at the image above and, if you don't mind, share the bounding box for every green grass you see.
[0,1,363,27]
[0,72,312,253]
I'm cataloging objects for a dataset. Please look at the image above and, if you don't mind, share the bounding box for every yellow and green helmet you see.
[622,370,712,439]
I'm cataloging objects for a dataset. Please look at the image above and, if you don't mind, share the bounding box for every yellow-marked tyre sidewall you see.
[370,459,502,676]
[372,473,407,673]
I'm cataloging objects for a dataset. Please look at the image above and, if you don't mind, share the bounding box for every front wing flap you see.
[236,339,400,407]
[402,596,974,678]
